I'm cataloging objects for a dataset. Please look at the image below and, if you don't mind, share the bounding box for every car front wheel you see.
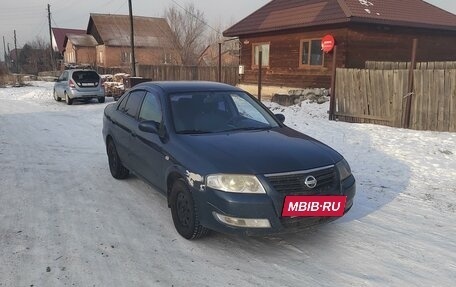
[53,90,61,101]
[170,179,209,240]
[98,97,105,103]
[107,139,129,179]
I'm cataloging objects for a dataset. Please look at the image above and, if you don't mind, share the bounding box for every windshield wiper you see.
[177,129,213,134]
[224,126,273,132]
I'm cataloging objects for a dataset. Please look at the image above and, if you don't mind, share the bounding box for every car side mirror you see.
[54,78,59,82]
[138,121,158,134]
[275,113,285,123]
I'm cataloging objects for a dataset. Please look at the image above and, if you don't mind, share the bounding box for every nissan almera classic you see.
[102,81,355,239]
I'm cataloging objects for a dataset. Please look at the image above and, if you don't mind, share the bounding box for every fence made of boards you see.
[335,68,456,132]
[365,61,456,70]
[137,65,239,86]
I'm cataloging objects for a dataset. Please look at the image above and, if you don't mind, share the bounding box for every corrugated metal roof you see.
[223,0,456,37]
[66,34,98,47]
[88,14,175,48]
[343,0,456,29]
[52,28,86,53]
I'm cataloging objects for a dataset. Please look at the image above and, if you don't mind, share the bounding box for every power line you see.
[169,0,221,35]
[113,1,128,14]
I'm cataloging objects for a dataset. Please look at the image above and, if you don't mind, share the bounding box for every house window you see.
[300,39,323,66]
[253,43,270,67]
[121,51,131,63]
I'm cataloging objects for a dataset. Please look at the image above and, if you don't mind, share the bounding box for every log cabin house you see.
[223,0,456,89]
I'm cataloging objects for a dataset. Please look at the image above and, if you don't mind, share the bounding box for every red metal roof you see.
[223,0,456,37]
[52,28,86,53]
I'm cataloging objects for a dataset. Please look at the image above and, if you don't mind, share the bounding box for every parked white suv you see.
[54,69,105,105]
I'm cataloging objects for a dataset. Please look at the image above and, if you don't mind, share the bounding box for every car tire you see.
[107,139,129,179]
[98,97,105,103]
[53,90,61,101]
[65,92,73,105]
[170,178,210,240]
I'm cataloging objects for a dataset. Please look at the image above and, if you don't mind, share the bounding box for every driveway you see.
[0,82,455,286]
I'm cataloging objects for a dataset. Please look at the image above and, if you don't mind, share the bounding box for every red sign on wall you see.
[321,34,335,53]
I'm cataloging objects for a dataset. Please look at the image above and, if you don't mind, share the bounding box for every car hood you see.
[175,127,343,175]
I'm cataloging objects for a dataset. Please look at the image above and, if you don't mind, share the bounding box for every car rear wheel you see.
[98,97,105,103]
[107,139,129,179]
[53,90,61,101]
[65,92,73,105]
[170,179,209,240]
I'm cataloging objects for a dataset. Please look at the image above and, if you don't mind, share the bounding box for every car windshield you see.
[170,91,279,134]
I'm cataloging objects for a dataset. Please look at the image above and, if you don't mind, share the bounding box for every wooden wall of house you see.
[75,47,96,66]
[345,24,456,68]
[64,41,75,63]
[240,26,349,89]
[239,23,456,89]
[98,46,181,69]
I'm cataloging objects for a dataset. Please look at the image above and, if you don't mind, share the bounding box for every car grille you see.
[264,166,337,195]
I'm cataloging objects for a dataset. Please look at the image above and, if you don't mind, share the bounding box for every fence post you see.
[258,50,262,101]
[218,42,222,82]
[329,45,337,120]
[404,38,418,128]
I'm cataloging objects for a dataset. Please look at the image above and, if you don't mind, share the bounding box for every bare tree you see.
[165,3,207,65]
[202,21,240,66]
[18,37,54,74]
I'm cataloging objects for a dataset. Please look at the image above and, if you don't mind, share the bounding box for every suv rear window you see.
[72,71,100,86]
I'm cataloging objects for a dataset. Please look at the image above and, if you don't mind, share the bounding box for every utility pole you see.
[128,0,136,76]
[14,30,18,73]
[2,36,6,63]
[48,4,55,70]
[5,43,11,72]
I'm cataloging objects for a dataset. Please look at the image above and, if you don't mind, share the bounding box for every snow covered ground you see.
[0,81,455,287]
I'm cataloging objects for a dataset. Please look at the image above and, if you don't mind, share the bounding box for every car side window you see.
[117,93,130,112]
[59,71,68,81]
[124,90,145,118]
[139,92,162,124]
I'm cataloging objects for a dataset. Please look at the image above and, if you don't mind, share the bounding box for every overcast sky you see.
[1,0,456,60]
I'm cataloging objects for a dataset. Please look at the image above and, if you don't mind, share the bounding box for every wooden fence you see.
[137,65,239,86]
[365,61,456,70]
[335,68,456,132]
[94,65,239,86]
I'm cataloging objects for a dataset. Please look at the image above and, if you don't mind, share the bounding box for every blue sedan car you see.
[102,81,355,239]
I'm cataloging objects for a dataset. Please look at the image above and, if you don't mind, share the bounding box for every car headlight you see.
[206,174,266,194]
[336,159,352,181]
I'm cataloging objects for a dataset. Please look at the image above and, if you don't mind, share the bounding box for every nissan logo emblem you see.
[304,176,317,189]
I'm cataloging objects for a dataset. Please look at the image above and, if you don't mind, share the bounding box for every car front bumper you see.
[193,175,356,236]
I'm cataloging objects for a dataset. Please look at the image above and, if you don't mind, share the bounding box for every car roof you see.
[66,69,98,73]
[134,81,242,94]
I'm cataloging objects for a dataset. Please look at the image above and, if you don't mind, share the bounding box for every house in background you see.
[85,13,181,70]
[198,43,239,66]
[224,0,456,89]
[51,28,86,56]
[63,34,98,66]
